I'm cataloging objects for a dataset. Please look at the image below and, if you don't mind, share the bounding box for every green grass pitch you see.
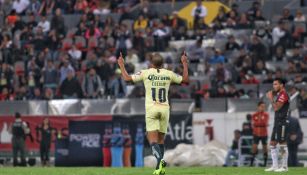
[0,167,306,175]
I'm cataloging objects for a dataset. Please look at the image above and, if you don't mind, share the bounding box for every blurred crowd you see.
[0,0,306,105]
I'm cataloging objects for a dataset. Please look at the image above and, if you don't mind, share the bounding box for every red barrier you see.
[0,115,112,151]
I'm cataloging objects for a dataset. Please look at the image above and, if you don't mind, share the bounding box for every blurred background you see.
[0,0,307,168]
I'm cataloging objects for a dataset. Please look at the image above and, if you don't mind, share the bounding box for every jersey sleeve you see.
[277,92,289,104]
[171,72,183,84]
[131,70,144,83]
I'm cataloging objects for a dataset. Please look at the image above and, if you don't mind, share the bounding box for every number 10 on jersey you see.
[151,88,166,103]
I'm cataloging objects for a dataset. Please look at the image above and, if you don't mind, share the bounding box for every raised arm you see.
[181,51,189,84]
[117,52,133,82]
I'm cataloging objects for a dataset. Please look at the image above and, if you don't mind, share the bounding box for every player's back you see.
[138,68,182,109]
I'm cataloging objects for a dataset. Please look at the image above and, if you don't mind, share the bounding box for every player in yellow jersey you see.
[118,52,189,175]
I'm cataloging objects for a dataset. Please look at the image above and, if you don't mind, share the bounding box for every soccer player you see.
[265,78,290,172]
[118,52,189,175]
[250,101,269,167]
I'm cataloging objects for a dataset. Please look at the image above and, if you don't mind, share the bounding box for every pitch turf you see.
[0,167,306,175]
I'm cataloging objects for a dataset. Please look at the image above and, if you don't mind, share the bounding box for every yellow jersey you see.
[131,68,183,109]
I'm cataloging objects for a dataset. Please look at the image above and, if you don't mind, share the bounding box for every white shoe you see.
[274,167,288,172]
[264,166,278,172]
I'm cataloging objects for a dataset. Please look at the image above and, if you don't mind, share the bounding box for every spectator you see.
[237,13,251,28]
[60,70,82,99]
[43,88,54,100]
[43,60,58,90]
[262,71,274,84]
[12,0,30,15]
[28,0,41,15]
[170,11,186,39]
[109,69,127,98]
[133,14,148,31]
[294,10,306,22]
[280,8,294,21]
[187,39,206,63]
[191,0,207,30]
[250,36,267,62]
[0,63,14,91]
[37,15,50,34]
[227,84,239,98]
[223,130,241,167]
[254,10,266,22]
[85,25,101,40]
[39,0,55,15]
[74,0,88,13]
[46,30,60,60]
[14,86,29,100]
[253,60,268,75]
[68,45,82,62]
[153,22,169,51]
[26,12,38,30]
[139,0,155,19]
[287,60,299,74]
[225,35,240,51]
[287,116,303,167]
[6,10,18,27]
[82,68,103,99]
[125,49,139,65]
[272,46,287,61]
[290,47,304,62]
[0,87,14,101]
[247,1,261,21]
[60,60,75,84]
[272,21,286,46]
[208,48,225,64]
[51,8,65,36]
[214,7,227,24]
[30,87,43,100]
[115,24,131,56]
[242,71,260,84]
[93,1,111,15]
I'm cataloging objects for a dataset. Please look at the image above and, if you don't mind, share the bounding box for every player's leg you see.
[265,126,278,171]
[250,136,259,166]
[261,137,268,167]
[146,110,163,174]
[275,123,289,172]
[155,107,170,175]
[262,137,268,167]
[158,132,165,158]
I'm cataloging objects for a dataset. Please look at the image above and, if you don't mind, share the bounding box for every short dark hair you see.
[258,101,265,106]
[274,78,285,85]
[15,112,21,119]
[234,129,241,134]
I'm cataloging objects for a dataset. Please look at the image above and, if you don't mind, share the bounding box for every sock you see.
[151,143,162,170]
[159,144,165,159]
[270,146,278,168]
[250,153,256,166]
[280,145,288,168]
[263,152,268,167]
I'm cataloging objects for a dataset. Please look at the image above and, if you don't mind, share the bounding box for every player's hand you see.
[266,91,273,101]
[181,51,188,65]
[117,52,125,67]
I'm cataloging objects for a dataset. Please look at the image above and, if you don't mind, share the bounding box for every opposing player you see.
[118,52,189,175]
[250,101,269,167]
[265,78,289,172]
